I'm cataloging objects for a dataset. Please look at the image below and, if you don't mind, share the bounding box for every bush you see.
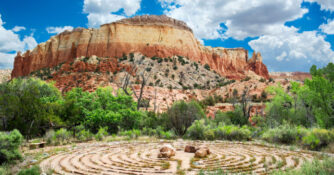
[218,106,248,126]
[204,64,210,71]
[214,111,232,125]
[55,128,71,144]
[272,157,334,175]
[118,129,141,139]
[0,129,23,164]
[214,125,251,141]
[302,128,334,150]
[262,124,307,144]
[165,101,205,136]
[0,78,63,137]
[18,165,41,175]
[142,127,157,136]
[44,129,55,145]
[76,129,93,142]
[95,127,109,141]
[158,130,176,140]
[186,120,208,140]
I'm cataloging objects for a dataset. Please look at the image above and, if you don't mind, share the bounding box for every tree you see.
[0,78,63,138]
[165,101,205,136]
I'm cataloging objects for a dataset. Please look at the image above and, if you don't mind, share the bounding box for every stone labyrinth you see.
[40,141,315,175]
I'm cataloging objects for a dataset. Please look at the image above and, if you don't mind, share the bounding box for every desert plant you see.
[0,129,23,164]
[204,64,210,71]
[55,128,71,144]
[165,101,205,136]
[262,124,307,144]
[18,166,41,175]
[272,157,334,175]
[44,129,55,145]
[302,128,334,150]
[214,125,251,141]
[95,127,109,141]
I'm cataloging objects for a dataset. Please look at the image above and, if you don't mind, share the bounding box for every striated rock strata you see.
[12,15,269,79]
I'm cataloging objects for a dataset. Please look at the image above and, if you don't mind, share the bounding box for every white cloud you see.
[249,26,334,71]
[0,14,37,69]
[83,0,141,27]
[0,52,15,69]
[12,26,26,32]
[159,0,307,40]
[305,0,334,11]
[320,20,334,34]
[46,26,74,34]
[86,13,125,28]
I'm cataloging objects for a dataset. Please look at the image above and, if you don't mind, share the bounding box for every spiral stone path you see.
[40,141,315,175]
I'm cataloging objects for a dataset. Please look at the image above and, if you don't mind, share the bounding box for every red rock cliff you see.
[11,15,269,79]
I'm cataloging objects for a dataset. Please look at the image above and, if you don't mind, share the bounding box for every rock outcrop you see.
[11,15,269,79]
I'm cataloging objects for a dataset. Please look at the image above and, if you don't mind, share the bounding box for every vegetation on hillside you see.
[1,63,334,173]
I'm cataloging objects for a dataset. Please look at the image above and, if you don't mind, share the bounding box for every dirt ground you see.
[28,139,324,175]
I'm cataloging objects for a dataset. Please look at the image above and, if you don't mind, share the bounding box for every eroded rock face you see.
[12,15,269,79]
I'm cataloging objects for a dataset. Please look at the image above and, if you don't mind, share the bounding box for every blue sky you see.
[0,0,334,72]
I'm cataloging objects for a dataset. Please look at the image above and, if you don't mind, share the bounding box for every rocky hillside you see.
[0,69,11,83]
[12,15,269,80]
[270,72,312,82]
[29,53,235,92]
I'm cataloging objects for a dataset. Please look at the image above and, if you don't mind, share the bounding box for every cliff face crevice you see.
[11,15,269,79]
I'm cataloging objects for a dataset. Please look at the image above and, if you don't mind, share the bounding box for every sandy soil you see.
[36,140,319,175]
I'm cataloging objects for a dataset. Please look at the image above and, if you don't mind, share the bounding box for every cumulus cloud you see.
[249,26,334,71]
[0,15,37,69]
[305,0,334,11]
[83,0,141,27]
[46,26,74,34]
[12,26,26,32]
[320,20,334,34]
[159,0,307,40]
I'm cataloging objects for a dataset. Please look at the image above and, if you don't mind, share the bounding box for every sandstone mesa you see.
[11,15,269,80]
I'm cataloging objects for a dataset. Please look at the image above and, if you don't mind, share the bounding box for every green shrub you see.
[118,129,141,139]
[214,111,232,125]
[214,125,251,141]
[241,76,251,82]
[0,129,23,164]
[186,120,207,140]
[259,78,266,82]
[44,129,55,145]
[302,128,334,150]
[142,127,157,136]
[204,129,215,140]
[158,130,176,140]
[76,129,93,141]
[272,157,334,175]
[165,101,205,136]
[262,124,307,144]
[204,64,210,70]
[95,127,109,141]
[55,128,71,144]
[18,165,41,175]
[0,166,8,175]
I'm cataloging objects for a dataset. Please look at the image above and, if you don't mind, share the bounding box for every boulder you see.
[158,144,176,158]
[184,145,197,153]
[195,147,211,158]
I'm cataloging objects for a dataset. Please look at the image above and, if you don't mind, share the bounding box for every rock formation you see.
[11,15,269,79]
